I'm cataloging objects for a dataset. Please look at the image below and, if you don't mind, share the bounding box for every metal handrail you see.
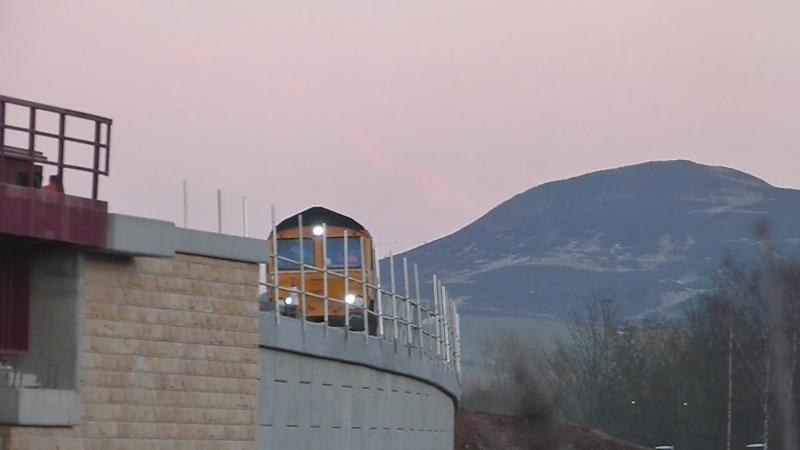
[0,95,112,200]
[0,95,112,123]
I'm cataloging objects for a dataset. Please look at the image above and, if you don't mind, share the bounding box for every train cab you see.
[267,206,377,332]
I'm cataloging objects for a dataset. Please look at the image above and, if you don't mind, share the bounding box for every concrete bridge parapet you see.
[258,312,459,449]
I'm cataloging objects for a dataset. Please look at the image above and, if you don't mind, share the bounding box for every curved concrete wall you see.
[258,313,458,450]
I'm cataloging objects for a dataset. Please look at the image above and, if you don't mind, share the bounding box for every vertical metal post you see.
[217,189,223,233]
[322,223,329,327]
[389,254,398,343]
[438,282,445,361]
[374,247,384,337]
[242,196,248,237]
[344,230,350,331]
[298,214,307,324]
[271,205,280,325]
[450,301,456,362]
[450,306,456,367]
[433,275,441,356]
[403,258,411,347]
[27,107,36,188]
[442,286,451,365]
[57,113,65,183]
[92,121,100,199]
[442,283,449,364]
[0,100,5,182]
[454,309,462,378]
[414,264,423,351]
[104,122,112,175]
[182,179,188,228]
[360,237,369,339]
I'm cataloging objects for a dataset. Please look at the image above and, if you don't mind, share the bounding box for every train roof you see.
[276,206,367,232]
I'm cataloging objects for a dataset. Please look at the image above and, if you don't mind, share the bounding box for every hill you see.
[397,160,800,319]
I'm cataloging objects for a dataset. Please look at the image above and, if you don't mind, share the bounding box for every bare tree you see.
[757,221,798,450]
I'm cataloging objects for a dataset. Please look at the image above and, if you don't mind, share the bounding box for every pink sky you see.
[2,1,799,253]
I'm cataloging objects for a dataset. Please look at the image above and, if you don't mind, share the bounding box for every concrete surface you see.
[260,313,461,401]
[258,313,458,450]
[105,214,174,257]
[0,250,83,426]
[105,213,266,263]
[0,389,80,425]
[27,251,82,391]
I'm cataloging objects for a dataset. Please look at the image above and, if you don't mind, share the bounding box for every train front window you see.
[277,239,315,270]
[326,238,362,268]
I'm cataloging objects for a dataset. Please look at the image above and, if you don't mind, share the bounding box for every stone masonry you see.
[2,252,260,450]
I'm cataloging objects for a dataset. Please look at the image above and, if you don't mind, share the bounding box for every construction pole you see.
[242,196,248,237]
[182,179,188,227]
[271,205,279,325]
[217,189,223,233]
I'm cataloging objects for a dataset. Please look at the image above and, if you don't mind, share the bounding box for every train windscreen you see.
[325,238,362,268]
[277,239,316,269]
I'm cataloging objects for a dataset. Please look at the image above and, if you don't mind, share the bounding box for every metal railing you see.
[260,209,462,378]
[0,95,112,200]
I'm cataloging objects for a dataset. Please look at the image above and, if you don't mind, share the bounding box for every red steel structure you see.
[0,95,112,247]
[0,95,113,361]
[0,253,29,361]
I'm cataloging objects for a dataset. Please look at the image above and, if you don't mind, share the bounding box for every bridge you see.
[0,96,460,449]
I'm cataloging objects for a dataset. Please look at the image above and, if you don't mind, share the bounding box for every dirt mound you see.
[456,410,648,450]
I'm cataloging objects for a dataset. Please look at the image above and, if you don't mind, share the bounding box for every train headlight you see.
[312,225,324,236]
[345,294,366,308]
[285,296,294,305]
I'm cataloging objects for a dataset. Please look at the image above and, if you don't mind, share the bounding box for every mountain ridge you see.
[396,160,800,318]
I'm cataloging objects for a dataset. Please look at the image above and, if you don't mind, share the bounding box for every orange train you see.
[267,206,378,331]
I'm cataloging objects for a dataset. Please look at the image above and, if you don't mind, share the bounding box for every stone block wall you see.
[1,253,260,450]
